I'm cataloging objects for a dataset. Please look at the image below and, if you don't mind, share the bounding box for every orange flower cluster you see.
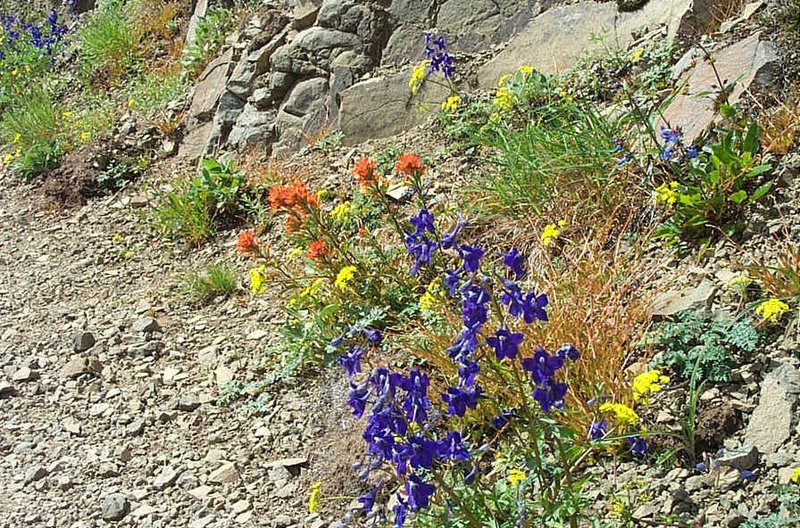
[268,182,318,210]
[395,152,426,177]
[307,239,329,260]
[236,230,257,255]
[353,156,379,187]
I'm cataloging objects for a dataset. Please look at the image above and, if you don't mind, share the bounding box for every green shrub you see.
[181,263,239,304]
[180,7,233,78]
[77,0,139,85]
[152,157,252,245]
[643,311,760,383]
[0,87,64,178]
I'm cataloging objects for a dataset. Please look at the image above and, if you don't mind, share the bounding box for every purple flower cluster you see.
[659,125,682,161]
[345,365,471,526]
[405,209,438,275]
[0,10,68,61]
[423,33,454,79]
[521,344,578,412]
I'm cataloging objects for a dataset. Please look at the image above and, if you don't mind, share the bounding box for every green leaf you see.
[749,181,772,201]
[743,121,760,154]
[729,190,747,204]
[719,104,737,119]
[746,164,772,179]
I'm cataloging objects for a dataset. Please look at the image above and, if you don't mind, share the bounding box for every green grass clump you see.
[181,263,239,304]
[0,87,64,179]
[180,7,234,78]
[76,0,139,86]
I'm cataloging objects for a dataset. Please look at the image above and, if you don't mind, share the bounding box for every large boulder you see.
[744,363,800,455]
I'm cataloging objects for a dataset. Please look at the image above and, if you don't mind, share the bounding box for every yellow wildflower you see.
[121,249,136,259]
[299,278,323,299]
[2,153,12,165]
[492,86,514,112]
[308,481,322,513]
[329,201,353,224]
[334,265,357,290]
[629,48,644,62]
[111,233,124,245]
[497,73,513,88]
[409,60,430,94]
[791,467,800,484]
[441,94,460,113]
[655,181,680,206]
[508,468,526,485]
[632,369,670,403]
[80,131,92,142]
[61,111,72,118]
[726,275,753,295]
[127,98,136,108]
[249,265,267,294]
[419,291,438,311]
[755,298,790,324]
[518,65,534,76]
[12,133,21,144]
[10,69,17,77]
[600,402,640,428]
[288,247,303,260]
[541,222,563,247]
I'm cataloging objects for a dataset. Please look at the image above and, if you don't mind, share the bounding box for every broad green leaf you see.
[749,181,772,201]
[729,190,747,204]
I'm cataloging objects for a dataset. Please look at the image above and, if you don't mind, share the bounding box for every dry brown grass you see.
[759,97,800,155]
[747,243,800,299]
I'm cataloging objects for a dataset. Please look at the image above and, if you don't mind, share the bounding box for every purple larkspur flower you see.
[485,325,524,360]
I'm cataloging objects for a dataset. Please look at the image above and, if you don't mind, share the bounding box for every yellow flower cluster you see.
[492,86,514,112]
[508,468,526,485]
[329,201,353,224]
[755,298,790,323]
[441,94,460,113]
[541,220,566,247]
[419,277,444,311]
[600,402,640,427]
[409,60,430,94]
[249,265,267,294]
[791,467,800,484]
[3,133,22,165]
[726,274,753,294]
[308,481,322,513]
[655,181,680,206]
[632,369,670,403]
[335,265,357,290]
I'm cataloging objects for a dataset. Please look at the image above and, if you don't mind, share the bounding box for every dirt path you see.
[0,176,356,528]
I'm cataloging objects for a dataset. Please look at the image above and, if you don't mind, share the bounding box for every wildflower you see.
[686,145,699,159]
[330,201,353,223]
[395,152,426,177]
[308,481,322,513]
[405,209,437,275]
[627,435,648,456]
[437,431,470,461]
[503,247,526,278]
[632,369,670,403]
[269,182,317,210]
[755,298,790,323]
[423,33,455,78]
[739,470,756,481]
[353,156,379,187]
[444,269,460,297]
[419,291,438,311]
[508,468,526,485]
[299,278,323,299]
[493,86,514,112]
[458,244,484,273]
[727,274,753,294]
[556,344,580,361]
[541,222,563,247]
[409,60,430,94]
[405,474,436,511]
[61,111,72,118]
[485,325,524,360]
[363,328,382,345]
[236,230,257,255]
[660,125,682,144]
[80,131,91,142]
[589,418,607,440]
[522,347,564,385]
[518,65,534,76]
[400,368,431,424]
[600,402,639,427]
[492,408,515,429]
[288,247,303,260]
[111,233,124,245]
[127,98,135,108]
[249,266,267,294]
[358,487,378,513]
[441,94,460,113]
[629,48,644,62]
[335,265,357,290]
[655,181,680,206]
[307,239,329,261]
[440,216,466,250]
[458,360,480,387]
[617,152,634,165]
[442,385,481,417]
[2,152,12,165]
[394,502,407,527]
[533,379,569,412]
[791,467,800,483]
[338,346,364,377]
[12,133,21,144]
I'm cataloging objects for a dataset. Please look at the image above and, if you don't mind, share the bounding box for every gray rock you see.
[477,0,699,88]
[338,68,449,145]
[11,367,38,382]
[0,381,15,398]
[188,48,236,122]
[437,0,533,53]
[61,357,101,379]
[177,393,201,412]
[131,317,161,333]
[24,465,47,484]
[282,78,329,117]
[293,0,321,29]
[744,363,800,454]
[208,462,238,484]
[649,279,716,319]
[72,331,96,352]
[227,104,276,146]
[228,27,289,98]
[101,493,130,521]
[661,33,779,145]
[718,445,759,471]
[126,418,145,437]
[153,466,180,490]
[684,475,706,492]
